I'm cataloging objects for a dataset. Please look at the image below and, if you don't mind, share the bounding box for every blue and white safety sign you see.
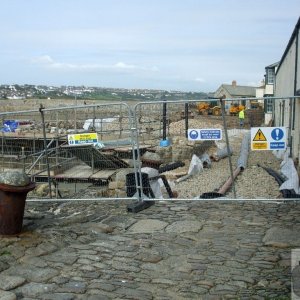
[251,127,286,151]
[188,128,222,141]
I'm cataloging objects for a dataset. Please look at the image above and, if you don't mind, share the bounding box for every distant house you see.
[214,80,256,112]
[273,17,300,165]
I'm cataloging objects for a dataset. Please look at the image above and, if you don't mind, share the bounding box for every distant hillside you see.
[0,84,209,101]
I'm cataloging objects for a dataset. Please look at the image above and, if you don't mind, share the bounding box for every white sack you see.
[141,167,163,199]
[188,154,203,176]
[279,158,300,193]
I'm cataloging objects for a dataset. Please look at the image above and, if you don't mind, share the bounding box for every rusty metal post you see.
[220,96,237,198]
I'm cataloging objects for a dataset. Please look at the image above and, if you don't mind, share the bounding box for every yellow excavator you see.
[229,103,245,116]
[197,102,221,116]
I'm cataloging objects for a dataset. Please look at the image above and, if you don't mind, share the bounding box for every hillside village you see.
[0,84,208,102]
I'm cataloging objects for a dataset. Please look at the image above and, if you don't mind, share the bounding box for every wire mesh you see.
[0,97,299,201]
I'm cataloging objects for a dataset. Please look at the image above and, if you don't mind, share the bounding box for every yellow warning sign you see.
[252,142,268,150]
[253,129,267,141]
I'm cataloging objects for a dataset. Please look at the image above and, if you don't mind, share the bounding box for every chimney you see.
[232,80,237,87]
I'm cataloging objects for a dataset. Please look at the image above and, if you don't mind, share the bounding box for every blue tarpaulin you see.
[1,120,19,132]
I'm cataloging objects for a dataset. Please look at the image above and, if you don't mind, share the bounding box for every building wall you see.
[275,38,296,98]
[295,98,300,164]
[214,86,231,99]
[264,84,274,95]
[294,31,300,164]
[213,87,233,113]
[275,27,300,163]
[256,87,264,98]
[298,31,300,89]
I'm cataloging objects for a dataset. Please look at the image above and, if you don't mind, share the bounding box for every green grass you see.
[0,250,11,256]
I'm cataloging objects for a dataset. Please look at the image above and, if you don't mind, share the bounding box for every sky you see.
[0,0,299,92]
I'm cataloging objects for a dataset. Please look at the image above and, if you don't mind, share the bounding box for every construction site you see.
[0,97,297,205]
[0,97,299,300]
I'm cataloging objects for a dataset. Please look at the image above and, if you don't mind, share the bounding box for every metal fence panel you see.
[0,96,299,202]
[133,97,299,200]
[0,109,42,173]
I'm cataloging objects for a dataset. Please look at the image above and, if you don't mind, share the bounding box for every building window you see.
[264,98,273,113]
[266,68,275,84]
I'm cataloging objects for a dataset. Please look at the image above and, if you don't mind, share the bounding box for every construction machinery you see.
[229,103,245,116]
[197,102,221,116]
[250,100,263,110]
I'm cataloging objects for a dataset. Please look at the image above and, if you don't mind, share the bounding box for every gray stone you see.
[89,241,117,249]
[0,261,10,272]
[165,220,203,233]
[114,287,153,300]
[83,295,111,300]
[152,278,177,285]
[25,243,58,257]
[189,285,209,294]
[0,170,30,186]
[43,251,78,265]
[87,223,114,235]
[50,277,70,285]
[38,293,75,300]
[111,261,140,273]
[0,290,16,300]
[263,226,300,247]
[231,275,255,284]
[2,266,59,283]
[18,283,56,297]
[115,168,134,182]
[128,219,168,233]
[135,252,163,263]
[0,275,26,290]
[142,151,161,162]
[88,282,116,292]
[169,206,190,211]
[57,282,87,294]
[20,256,48,268]
[211,284,239,293]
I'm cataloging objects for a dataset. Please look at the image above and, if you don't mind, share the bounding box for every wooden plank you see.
[63,145,128,169]
[55,165,93,179]
[114,144,153,152]
[90,169,116,180]
[53,165,116,180]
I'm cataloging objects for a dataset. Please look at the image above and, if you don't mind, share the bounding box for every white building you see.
[274,17,300,167]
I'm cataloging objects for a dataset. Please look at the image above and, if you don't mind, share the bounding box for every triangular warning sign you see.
[253,129,267,141]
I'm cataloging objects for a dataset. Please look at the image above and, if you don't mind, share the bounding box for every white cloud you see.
[31,55,54,64]
[113,62,137,70]
[195,77,206,83]
[31,55,159,73]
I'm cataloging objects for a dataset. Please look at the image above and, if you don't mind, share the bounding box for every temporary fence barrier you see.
[0,96,299,208]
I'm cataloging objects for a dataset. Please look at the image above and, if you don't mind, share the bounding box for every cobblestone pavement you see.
[1,199,300,299]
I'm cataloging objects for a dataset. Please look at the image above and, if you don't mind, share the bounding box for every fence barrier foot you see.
[127,200,155,213]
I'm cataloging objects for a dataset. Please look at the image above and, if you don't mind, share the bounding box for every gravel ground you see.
[175,129,283,199]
